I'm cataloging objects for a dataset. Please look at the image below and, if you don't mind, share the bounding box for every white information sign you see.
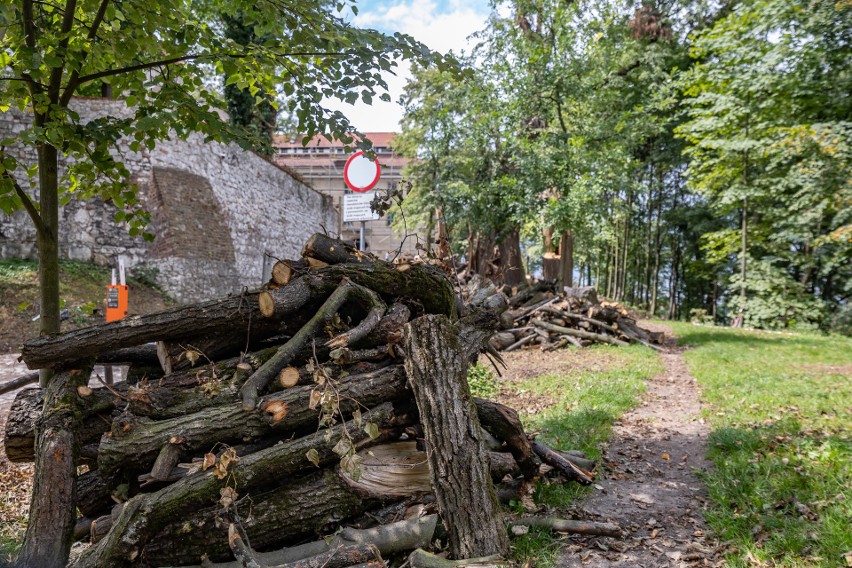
[343,192,380,223]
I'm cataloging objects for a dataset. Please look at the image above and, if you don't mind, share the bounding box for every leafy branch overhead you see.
[0,0,458,234]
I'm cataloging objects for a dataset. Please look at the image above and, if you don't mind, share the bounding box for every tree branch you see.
[59,0,111,107]
[47,0,77,101]
[22,0,37,49]
[0,164,48,238]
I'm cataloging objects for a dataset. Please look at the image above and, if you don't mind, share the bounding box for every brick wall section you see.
[0,99,338,303]
[149,168,236,262]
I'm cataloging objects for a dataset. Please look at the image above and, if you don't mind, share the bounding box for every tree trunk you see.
[498,229,525,287]
[403,314,509,559]
[36,141,61,387]
[14,363,93,568]
[559,230,573,289]
[740,196,748,312]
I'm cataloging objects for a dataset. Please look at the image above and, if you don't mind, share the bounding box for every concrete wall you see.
[0,99,338,302]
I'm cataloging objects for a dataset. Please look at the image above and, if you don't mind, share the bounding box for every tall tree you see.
[677,0,852,328]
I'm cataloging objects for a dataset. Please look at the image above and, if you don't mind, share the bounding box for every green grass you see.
[669,322,852,568]
[505,345,663,566]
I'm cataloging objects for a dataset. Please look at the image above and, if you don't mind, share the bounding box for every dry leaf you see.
[364,422,380,440]
[202,453,216,471]
[309,389,322,410]
[219,486,238,509]
[306,448,320,467]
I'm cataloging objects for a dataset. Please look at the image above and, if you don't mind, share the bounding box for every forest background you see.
[392,0,851,333]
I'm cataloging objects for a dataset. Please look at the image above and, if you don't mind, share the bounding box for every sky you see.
[323,0,491,133]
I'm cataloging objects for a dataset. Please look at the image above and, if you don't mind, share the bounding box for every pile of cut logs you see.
[490,284,664,352]
[6,234,618,568]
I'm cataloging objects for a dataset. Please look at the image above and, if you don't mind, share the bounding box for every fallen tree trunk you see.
[21,258,455,370]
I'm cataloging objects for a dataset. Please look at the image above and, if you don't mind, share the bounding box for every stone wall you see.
[0,98,338,303]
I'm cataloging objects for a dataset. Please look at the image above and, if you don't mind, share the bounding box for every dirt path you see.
[556,325,722,567]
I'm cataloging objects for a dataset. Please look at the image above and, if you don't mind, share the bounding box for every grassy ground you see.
[669,323,852,568]
[0,258,173,352]
[477,345,663,566]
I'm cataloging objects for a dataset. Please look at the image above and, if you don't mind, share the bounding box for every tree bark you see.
[559,230,573,289]
[36,141,61,384]
[498,229,525,287]
[403,315,509,559]
[139,469,388,566]
[14,363,93,568]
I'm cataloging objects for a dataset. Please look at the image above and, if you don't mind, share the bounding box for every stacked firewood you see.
[489,284,665,353]
[5,234,617,568]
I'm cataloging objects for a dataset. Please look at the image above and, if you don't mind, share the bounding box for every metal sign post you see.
[360,221,366,251]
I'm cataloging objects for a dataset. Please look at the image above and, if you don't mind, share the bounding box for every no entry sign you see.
[343,151,381,192]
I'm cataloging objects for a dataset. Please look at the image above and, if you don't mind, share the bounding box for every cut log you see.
[530,440,593,485]
[302,233,376,266]
[408,549,506,568]
[270,259,308,287]
[241,279,386,409]
[97,365,408,475]
[4,386,119,463]
[404,314,509,559]
[510,517,620,537]
[0,372,39,395]
[258,290,276,318]
[185,515,438,568]
[77,404,399,568]
[531,319,628,347]
[140,469,387,566]
[473,399,540,482]
[76,469,114,519]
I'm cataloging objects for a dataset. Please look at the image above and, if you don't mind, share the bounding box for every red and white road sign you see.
[343,151,381,192]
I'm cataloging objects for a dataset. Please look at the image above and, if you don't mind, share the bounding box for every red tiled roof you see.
[274,155,409,169]
[272,132,397,149]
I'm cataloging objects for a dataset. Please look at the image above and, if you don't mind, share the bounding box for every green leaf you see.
[364,422,379,440]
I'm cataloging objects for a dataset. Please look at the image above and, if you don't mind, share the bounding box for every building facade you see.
[272,133,417,258]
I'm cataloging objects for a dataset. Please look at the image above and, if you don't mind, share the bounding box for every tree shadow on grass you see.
[701,418,851,565]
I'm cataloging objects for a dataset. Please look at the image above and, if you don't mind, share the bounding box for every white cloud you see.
[322,0,489,133]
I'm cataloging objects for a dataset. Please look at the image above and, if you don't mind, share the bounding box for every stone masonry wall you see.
[0,99,338,303]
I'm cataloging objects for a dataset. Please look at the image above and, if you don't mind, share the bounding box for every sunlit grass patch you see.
[670,323,852,568]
